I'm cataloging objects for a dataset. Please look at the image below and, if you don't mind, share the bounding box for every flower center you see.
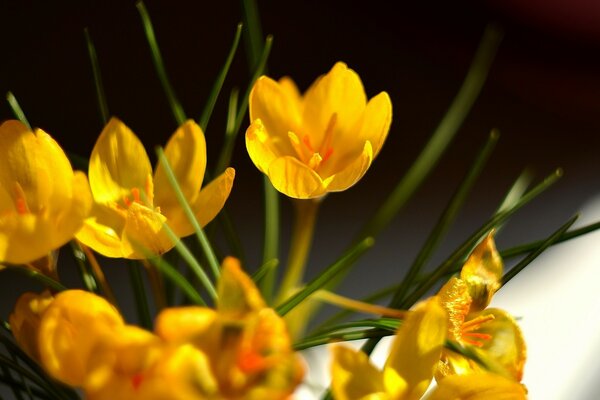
[289,113,337,171]
[461,314,495,347]
[120,176,154,209]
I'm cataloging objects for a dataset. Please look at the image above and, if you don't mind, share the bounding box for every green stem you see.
[6,92,31,130]
[276,199,320,305]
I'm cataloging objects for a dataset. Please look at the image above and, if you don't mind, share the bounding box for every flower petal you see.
[89,118,152,205]
[330,345,387,400]
[323,141,373,192]
[249,76,301,156]
[38,290,124,386]
[384,296,447,399]
[358,92,392,158]
[9,291,54,362]
[76,202,127,258]
[460,232,503,312]
[267,156,326,199]
[155,307,218,344]
[245,119,280,174]
[121,202,174,259]
[218,257,266,316]
[154,120,207,210]
[428,372,527,400]
[302,62,367,150]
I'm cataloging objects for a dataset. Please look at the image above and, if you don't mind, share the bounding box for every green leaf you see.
[7,267,66,292]
[127,261,153,330]
[84,28,109,125]
[6,92,31,130]
[276,237,374,316]
[144,255,206,306]
[241,0,265,72]
[69,241,99,293]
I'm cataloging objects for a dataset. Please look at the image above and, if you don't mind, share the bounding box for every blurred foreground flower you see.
[437,233,527,382]
[10,258,302,399]
[76,118,235,259]
[246,62,392,199]
[0,120,92,269]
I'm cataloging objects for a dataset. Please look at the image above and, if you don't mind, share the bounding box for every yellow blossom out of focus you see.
[246,62,392,199]
[76,117,235,259]
[0,120,92,266]
[437,232,527,383]
[9,290,54,362]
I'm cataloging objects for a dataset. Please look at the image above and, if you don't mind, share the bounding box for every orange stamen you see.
[462,314,495,332]
[13,183,29,214]
[302,134,314,153]
[237,351,267,373]
[131,373,144,390]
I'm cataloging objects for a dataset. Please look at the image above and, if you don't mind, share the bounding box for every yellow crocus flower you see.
[428,372,527,399]
[437,233,527,382]
[8,290,54,362]
[155,257,304,399]
[331,297,447,400]
[76,117,235,259]
[246,62,392,199]
[0,120,92,266]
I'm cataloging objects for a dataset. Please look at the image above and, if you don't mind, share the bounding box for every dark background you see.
[1,0,599,328]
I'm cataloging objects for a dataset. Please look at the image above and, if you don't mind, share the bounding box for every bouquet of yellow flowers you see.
[1,1,597,399]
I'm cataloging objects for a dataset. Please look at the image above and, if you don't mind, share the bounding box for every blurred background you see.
[0,0,599,396]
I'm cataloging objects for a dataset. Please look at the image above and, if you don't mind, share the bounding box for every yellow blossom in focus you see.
[330,297,447,400]
[0,120,92,266]
[437,232,527,383]
[9,290,54,362]
[155,257,304,399]
[76,117,235,259]
[246,62,392,199]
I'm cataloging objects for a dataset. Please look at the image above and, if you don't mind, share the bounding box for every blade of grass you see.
[390,129,499,307]
[241,0,265,72]
[496,169,533,214]
[156,147,221,280]
[0,355,70,400]
[127,261,153,330]
[358,24,503,240]
[199,23,243,131]
[136,1,186,125]
[6,92,31,129]
[214,88,239,175]
[84,28,109,124]
[145,255,206,306]
[252,258,278,285]
[295,328,393,352]
[502,214,578,285]
[276,237,374,316]
[69,242,99,293]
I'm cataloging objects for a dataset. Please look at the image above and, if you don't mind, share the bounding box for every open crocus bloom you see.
[437,233,527,383]
[76,118,235,259]
[0,120,91,266]
[246,62,392,199]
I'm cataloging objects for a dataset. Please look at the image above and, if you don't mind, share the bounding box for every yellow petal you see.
[121,202,173,259]
[218,257,266,316]
[245,119,280,174]
[154,120,207,211]
[9,291,54,362]
[38,290,124,386]
[428,372,527,400]
[330,345,388,400]
[358,92,392,158]
[89,118,153,205]
[471,308,527,382]
[302,62,367,150]
[384,296,447,399]
[460,232,503,312]
[164,168,235,238]
[155,306,218,343]
[76,202,127,258]
[438,277,472,342]
[249,76,301,156]
[267,156,326,199]
[323,140,373,192]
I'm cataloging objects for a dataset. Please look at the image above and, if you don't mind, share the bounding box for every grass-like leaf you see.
[6,92,31,130]
[241,0,265,72]
[137,1,187,125]
[502,214,578,285]
[69,242,99,293]
[7,267,66,292]
[127,261,153,330]
[84,28,109,125]
[144,255,206,306]
[199,23,243,131]
[214,88,239,176]
[358,24,503,240]
[252,258,278,286]
[276,237,374,316]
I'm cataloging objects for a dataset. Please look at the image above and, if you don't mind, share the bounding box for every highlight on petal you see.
[164,167,235,238]
[38,290,124,386]
[428,372,527,400]
[155,307,218,344]
[121,202,173,259]
[267,156,326,199]
[9,291,54,362]
[323,140,373,192]
[330,345,387,400]
[460,232,503,312]
[89,118,153,205]
[245,119,280,174]
[384,296,447,399]
[76,202,127,258]
[154,120,207,211]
